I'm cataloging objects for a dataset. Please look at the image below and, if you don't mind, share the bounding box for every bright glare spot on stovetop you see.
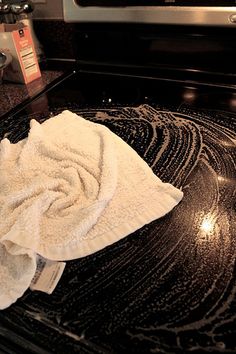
[200,215,216,234]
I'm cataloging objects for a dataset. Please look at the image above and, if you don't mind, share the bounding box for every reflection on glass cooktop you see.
[0,71,235,353]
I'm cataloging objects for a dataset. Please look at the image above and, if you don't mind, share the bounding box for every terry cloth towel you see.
[0,110,183,309]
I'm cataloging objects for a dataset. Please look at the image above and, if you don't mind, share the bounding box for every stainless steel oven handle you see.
[63,2,236,27]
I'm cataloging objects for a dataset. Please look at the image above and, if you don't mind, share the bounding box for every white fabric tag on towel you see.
[30,255,66,294]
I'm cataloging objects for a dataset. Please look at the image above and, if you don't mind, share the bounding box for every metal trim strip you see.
[63,2,236,26]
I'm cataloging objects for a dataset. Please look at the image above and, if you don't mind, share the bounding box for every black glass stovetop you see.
[0,70,236,354]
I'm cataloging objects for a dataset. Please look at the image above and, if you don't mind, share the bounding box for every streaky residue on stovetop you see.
[0,103,235,353]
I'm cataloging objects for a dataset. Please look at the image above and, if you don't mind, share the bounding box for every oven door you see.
[63,0,236,26]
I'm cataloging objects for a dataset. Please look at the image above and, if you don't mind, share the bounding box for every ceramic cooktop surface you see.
[0,71,235,353]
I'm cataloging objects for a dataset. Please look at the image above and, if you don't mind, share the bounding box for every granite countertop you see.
[0,70,63,118]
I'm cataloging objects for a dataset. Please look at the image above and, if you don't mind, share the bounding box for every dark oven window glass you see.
[75,0,236,7]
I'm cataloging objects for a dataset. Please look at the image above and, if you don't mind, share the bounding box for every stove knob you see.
[229,14,236,23]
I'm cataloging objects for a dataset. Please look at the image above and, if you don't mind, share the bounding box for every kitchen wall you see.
[32,0,75,60]
[32,0,64,20]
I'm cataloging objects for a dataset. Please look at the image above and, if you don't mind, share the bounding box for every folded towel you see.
[0,110,183,309]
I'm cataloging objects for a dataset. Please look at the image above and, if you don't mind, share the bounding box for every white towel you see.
[0,110,183,309]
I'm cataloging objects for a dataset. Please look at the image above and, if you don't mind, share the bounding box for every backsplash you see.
[32,0,64,20]
[30,1,75,60]
[33,20,75,60]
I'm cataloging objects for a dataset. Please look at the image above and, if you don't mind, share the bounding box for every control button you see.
[229,14,236,23]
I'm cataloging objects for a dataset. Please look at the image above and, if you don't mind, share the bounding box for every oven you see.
[0,2,236,354]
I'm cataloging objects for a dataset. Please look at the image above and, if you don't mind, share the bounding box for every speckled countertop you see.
[0,70,63,118]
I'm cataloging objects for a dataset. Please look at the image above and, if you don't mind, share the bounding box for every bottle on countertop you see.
[0,0,45,63]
